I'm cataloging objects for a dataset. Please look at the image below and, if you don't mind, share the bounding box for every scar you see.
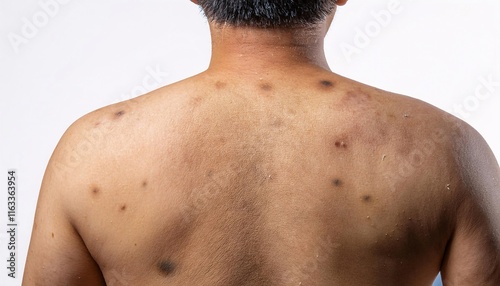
[332,179,343,187]
[158,261,176,276]
[114,110,125,118]
[362,195,372,202]
[94,121,101,127]
[320,80,334,88]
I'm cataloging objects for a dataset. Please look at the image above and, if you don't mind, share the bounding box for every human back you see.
[65,66,462,285]
[23,1,500,285]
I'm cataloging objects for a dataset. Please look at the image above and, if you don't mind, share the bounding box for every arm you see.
[440,125,500,285]
[23,120,106,285]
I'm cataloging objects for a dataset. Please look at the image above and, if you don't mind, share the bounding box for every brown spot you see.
[334,141,348,149]
[120,204,127,211]
[320,80,334,88]
[158,261,176,276]
[91,187,100,195]
[342,90,372,107]
[142,180,148,188]
[215,81,227,89]
[270,117,284,128]
[332,179,343,187]
[260,83,273,91]
[114,110,125,118]
[51,233,55,238]
[362,195,372,202]
[190,96,203,107]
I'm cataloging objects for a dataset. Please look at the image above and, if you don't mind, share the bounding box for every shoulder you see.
[45,95,155,194]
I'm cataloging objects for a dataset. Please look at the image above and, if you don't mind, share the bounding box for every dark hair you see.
[197,0,337,28]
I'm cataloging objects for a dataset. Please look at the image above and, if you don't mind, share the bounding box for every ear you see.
[336,0,348,6]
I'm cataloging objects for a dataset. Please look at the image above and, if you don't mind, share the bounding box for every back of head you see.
[197,0,337,28]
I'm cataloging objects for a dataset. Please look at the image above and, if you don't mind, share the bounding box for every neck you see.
[206,24,331,76]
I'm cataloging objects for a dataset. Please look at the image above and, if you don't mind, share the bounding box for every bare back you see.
[23,67,500,285]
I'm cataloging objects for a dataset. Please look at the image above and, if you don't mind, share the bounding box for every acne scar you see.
[114,110,125,118]
[270,117,284,128]
[215,81,227,89]
[320,80,334,88]
[334,141,348,149]
[260,83,273,91]
[332,179,343,187]
[158,261,176,276]
[91,187,100,195]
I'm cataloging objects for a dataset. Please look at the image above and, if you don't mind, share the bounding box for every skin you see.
[23,1,499,285]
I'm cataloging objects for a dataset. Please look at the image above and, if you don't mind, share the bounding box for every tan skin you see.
[23,1,499,285]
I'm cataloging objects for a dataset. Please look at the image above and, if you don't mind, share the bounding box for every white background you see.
[1,0,499,285]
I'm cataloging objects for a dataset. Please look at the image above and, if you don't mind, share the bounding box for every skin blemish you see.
[114,110,125,118]
[120,204,127,211]
[270,117,284,128]
[320,80,334,88]
[260,83,273,91]
[342,90,372,107]
[51,233,55,238]
[362,195,372,203]
[190,96,203,107]
[158,261,176,276]
[142,180,148,188]
[334,141,348,149]
[215,81,227,89]
[91,187,100,196]
[332,179,343,187]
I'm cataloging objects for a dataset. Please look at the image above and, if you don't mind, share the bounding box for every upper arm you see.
[23,118,106,286]
[440,125,500,285]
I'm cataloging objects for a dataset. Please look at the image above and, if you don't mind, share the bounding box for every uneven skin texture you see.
[23,4,499,282]
[23,65,500,285]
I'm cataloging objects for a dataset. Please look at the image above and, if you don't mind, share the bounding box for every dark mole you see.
[362,195,372,202]
[51,233,55,238]
[92,187,100,195]
[332,179,343,187]
[120,204,127,211]
[158,261,176,276]
[320,80,334,88]
[142,180,148,187]
[335,141,348,148]
[260,83,273,91]
[114,110,125,117]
